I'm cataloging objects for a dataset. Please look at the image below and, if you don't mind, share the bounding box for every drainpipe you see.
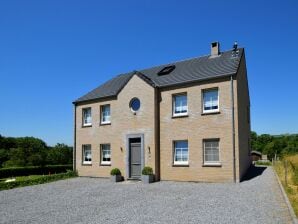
[73,104,77,172]
[231,75,236,183]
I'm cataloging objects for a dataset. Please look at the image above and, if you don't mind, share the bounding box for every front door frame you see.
[126,134,144,179]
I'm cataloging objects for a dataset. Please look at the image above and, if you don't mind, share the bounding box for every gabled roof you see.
[74,48,243,104]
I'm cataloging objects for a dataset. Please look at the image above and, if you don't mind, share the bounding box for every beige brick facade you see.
[74,54,251,183]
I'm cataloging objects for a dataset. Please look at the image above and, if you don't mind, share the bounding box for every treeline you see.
[0,135,72,168]
[251,131,298,159]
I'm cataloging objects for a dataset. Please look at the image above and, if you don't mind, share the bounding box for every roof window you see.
[158,65,176,76]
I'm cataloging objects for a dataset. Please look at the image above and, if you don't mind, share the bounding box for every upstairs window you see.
[203,89,219,113]
[203,139,220,165]
[101,144,111,165]
[173,140,189,165]
[82,108,92,126]
[82,145,92,164]
[129,98,141,112]
[173,94,188,116]
[101,105,111,124]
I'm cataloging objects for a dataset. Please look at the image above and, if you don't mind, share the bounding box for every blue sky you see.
[0,0,297,146]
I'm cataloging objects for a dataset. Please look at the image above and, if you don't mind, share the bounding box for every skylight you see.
[158,65,176,76]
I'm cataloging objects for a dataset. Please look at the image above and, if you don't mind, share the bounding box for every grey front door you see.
[129,138,141,178]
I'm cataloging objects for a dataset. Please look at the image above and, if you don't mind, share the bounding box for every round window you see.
[129,98,141,112]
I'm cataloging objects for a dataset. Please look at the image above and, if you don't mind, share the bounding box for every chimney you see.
[211,41,220,57]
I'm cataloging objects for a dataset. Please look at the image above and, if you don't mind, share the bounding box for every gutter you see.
[231,75,236,183]
[73,105,77,172]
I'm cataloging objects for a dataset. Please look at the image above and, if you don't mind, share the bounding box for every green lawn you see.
[1,175,44,182]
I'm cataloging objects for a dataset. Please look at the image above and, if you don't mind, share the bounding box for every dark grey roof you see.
[74,72,134,103]
[74,48,243,104]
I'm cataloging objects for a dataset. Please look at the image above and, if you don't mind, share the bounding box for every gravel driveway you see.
[0,166,293,224]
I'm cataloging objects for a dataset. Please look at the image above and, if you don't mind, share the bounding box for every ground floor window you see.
[82,145,92,164]
[203,139,220,165]
[173,140,188,165]
[101,144,111,165]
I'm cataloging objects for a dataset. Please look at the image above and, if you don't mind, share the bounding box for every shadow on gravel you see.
[241,165,267,182]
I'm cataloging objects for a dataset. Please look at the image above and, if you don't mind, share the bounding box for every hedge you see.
[0,170,77,191]
[0,165,73,178]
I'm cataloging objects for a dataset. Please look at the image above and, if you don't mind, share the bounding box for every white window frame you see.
[101,105,111,124]
[82,108,92,126]
[173,93,188,117]
[203,139,221,166]
[173,140,189,165]
[82,145,92,164]
[100,144,111,165]
[202,88,219,114]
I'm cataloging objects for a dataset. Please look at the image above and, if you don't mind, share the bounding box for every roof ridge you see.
[74,47,244,104]
[139,48,243,73]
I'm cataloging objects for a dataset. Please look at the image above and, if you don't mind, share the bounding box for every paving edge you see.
[273,167,298,224]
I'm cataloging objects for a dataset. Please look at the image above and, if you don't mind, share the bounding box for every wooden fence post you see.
[284,160,288,186]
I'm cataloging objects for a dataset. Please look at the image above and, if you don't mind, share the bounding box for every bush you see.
[110,168,121,176]
[142,166,153,175]
[0,165,72,178]
[0,170,77,191]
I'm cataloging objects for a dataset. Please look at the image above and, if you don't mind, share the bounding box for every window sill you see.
[172,114,189,119]
[201,111,220,116]
[100,163,111,166]
[203,163,222,167]
[82,124,92,128]
[82,163,92,166]
[173,164,189,167]
[100,122,111,126]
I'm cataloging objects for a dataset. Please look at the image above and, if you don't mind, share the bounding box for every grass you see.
[0,171,77,191]
[255,160,272,166]
[274,154,298,217]
[0,175,43,182]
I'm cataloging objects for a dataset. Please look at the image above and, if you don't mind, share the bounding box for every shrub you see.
[110,168,121,176]
[142,166,153,175]
[0,170,77,191]
[0,165,72,178]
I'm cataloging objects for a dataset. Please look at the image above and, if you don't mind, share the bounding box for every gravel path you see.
[0,166,293,224]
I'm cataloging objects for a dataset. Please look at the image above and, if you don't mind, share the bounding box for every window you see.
[173,94,188,116]
[101,105,111,124]
[173,140,188,165]
[82,108,92,126]
[129,98,141,112]
[101,144,111,165]
[203,139,220,165]
[203,89,219,113]
[158,65,176,76]
[82,145,92,164]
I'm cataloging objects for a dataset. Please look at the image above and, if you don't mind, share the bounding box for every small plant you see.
[110,168,121,176]
[142,166,153,175]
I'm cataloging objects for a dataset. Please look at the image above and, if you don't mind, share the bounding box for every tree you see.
[0,149,9,168]
[46,143,73,165]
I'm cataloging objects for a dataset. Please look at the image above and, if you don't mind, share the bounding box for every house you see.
[73,42,251,183]
[251,150,262,161]
[251,151,269,162]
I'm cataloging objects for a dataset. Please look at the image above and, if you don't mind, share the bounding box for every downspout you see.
[231,75,236,183]
[73,104,77,172]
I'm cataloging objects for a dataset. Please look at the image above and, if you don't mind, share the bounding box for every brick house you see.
[73,42,251,182]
